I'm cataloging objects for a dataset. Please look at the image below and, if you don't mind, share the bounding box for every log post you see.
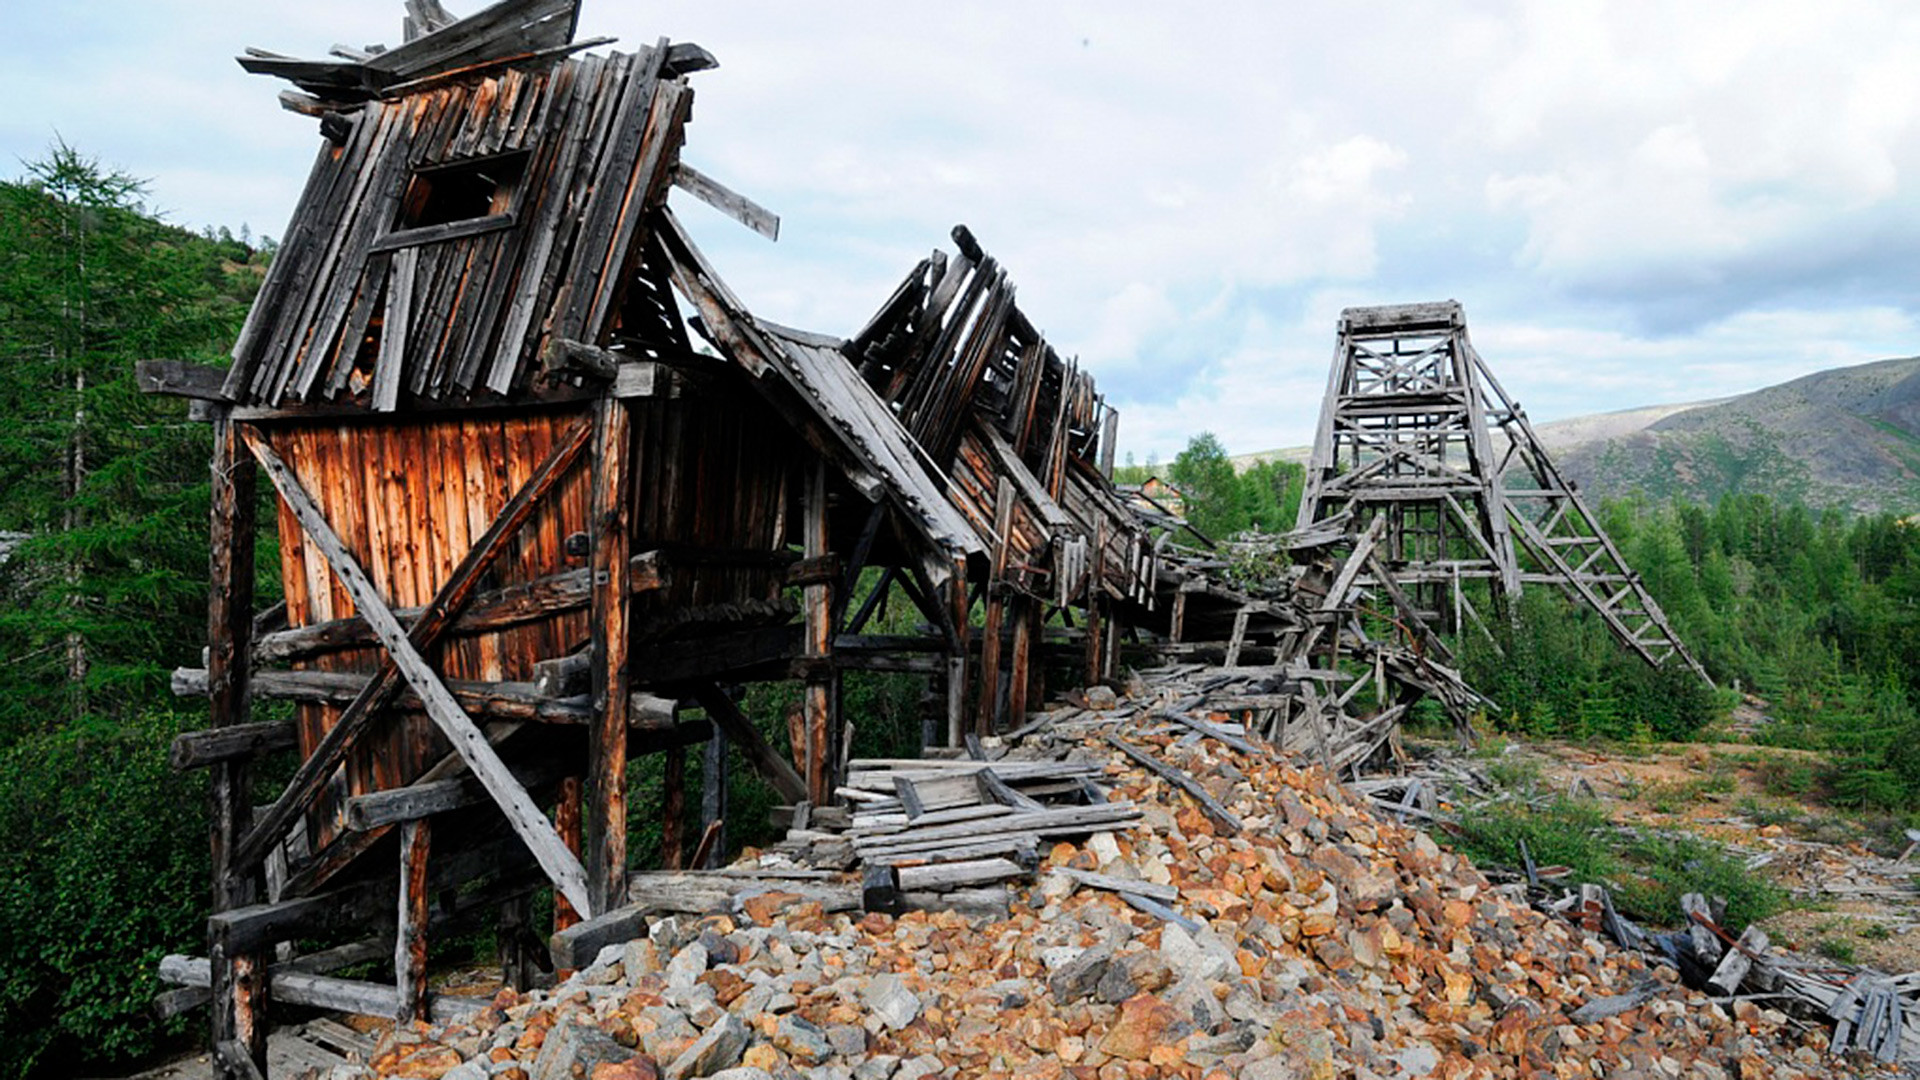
[553,777,583,934]
[661,740,686,870]
[699,724,727,869]
[498,895,536,992]
[587,397,633,913]
[976,480,1014,736]
[946,557,970,748]
[801,459,834,803]
[1007,597,1038,727]
[207,412,266,1080]
[1084,520,1106,687]
[395,819,430,1023]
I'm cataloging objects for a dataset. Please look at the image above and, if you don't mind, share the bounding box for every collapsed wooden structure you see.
[140,7,1691,1078]
[1297,301,1709,681]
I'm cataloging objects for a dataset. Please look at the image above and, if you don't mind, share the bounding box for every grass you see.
[1446,796,1789,930]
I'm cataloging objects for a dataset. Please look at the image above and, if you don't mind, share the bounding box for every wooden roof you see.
[226,28,708,410]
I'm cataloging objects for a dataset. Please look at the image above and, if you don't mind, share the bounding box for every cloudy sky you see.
[6,1,1919,460]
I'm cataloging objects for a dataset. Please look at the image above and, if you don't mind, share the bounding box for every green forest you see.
[3,146,1920,1077]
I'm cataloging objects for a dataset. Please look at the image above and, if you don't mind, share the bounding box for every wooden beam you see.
[171,719,299,770]
[230,416,593,875]
[587,396,633,913]
[206,411,265,1080]
[240,430,595,919]
[251,551,665,665]
[977,480,1015,736]
[690,684,807,804]
[173,668,591,723]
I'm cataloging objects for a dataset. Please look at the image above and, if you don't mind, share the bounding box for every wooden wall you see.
[269,407,594,846]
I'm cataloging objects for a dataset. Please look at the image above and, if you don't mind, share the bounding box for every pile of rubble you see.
[348,682,1879,1080]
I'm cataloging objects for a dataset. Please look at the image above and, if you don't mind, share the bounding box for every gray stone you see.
[825,1024,868,1057]
[1392,1044,1441,1076]
[1167,976,1226,1033]
[848,1058,897,1080]
[893,1055,944,1080]
[773,1014,833,1066]
[861,974,921,1031]
[706,1070,774,1080]
[530,1020,635,1080]
[638,1005,700,1062]
[665,1013,750,1080]
[441,1061,489,1080]
[1159,923,1233,983]
[666,941,711,992]
[1046,944,1113,1003]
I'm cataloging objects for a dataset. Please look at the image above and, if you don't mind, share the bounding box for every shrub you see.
[0,710,208,1076]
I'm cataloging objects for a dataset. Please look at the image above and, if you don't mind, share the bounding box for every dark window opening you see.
[398,151,529,229]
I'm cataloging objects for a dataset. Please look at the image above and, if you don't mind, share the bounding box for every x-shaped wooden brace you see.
[232,417,597,919]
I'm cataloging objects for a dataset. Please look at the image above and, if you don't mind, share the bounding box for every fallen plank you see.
[1103,734,1243,835]
[1051,866,1179,903]
[895,857,1025,892]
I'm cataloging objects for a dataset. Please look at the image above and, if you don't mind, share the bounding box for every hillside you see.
[1556,357,1920,512]
[1232,356,1920,513]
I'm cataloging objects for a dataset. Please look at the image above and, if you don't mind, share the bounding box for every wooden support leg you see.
[976,591,1006,736]
[976,480,1015,736]
[553,777,583,934]
[498,895,536,992]
[946,556,971,748]
[1007,598,1035,727]
[700,725,727,869]
[207,412,266,1080]
[395,819,430,1023]
[801,460,834,803]
[588,397,633,913]
[661,741,685,870]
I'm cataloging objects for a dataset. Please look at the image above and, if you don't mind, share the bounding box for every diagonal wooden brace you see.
[238,425,596,919]
[231,417,593,878]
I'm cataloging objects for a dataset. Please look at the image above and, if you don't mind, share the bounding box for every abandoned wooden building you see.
[141,6,1706,1079]
[140,3,1164,1075]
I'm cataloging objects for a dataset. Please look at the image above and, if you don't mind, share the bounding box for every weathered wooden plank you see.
[171,719,301,770]
[242,431,595,919]
[670,162,779,241]
[174,667,589,723]
[371,247,418,411]
[1050,866,1179,903]
[895,857,1024,892]
[136,359,232,401]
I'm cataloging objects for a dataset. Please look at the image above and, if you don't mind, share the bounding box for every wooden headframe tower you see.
[1296,301,1709,681]
[142,5,1143,1076]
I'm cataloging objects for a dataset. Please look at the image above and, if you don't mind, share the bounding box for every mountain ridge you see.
[1230,355,1920,513]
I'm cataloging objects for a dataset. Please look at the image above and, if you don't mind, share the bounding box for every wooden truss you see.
[1297,301,1709,681]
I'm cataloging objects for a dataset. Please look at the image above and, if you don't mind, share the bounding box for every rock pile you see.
[351,695,1883,1080]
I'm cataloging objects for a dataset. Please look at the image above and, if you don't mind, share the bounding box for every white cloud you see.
[4,0,1917,466]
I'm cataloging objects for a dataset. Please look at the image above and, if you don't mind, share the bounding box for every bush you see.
[0,710,208,1076]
